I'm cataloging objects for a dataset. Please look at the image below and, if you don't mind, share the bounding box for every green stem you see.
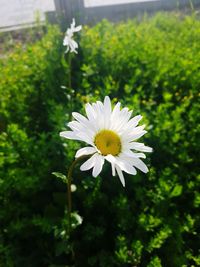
[67,154,91,234]
[68,53,73,118]
[68,53,72,90]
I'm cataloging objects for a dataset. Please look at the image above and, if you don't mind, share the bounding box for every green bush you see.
[0,25,70,266]
[74,12,199,267]
[0,12,200,267]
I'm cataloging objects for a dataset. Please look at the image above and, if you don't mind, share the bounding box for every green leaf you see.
[147,256,162,267]
[170,184,183,197]
[52,172,67,183]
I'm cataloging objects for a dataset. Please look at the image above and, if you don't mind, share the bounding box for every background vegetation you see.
[0,12,199,267]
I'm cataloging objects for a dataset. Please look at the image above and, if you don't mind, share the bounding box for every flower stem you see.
[68,53,72,90]
[68,53,73,119]
[67,154,91,234]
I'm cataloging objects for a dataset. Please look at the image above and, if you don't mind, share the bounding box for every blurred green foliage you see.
[0,25,71,266]
[0,12,200,267]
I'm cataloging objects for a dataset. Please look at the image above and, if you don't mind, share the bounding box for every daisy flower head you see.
[60,96,152,187]
[63,18,82,54]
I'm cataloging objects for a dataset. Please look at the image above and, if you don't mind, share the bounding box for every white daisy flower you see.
[60,96,152,187]
[63,18,82,54]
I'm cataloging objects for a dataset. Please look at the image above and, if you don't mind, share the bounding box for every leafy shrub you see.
[0,25,70,266]
[0,12,200,267]
[74,12,200,267]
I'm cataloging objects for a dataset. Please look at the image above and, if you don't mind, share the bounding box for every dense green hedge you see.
[0,12,200,267]
[77,13,200,267]
[0,25,69,266]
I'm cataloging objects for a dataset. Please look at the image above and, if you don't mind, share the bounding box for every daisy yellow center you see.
[94,130,121,156]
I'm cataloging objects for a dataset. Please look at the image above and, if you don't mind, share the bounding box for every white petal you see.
[123,130,147,142]
[122,162,137,175]
[111,163,116,176]
[68,121,95,143]
[92,155,105,177]
[75,147,96,158]
[85,103,98,130]
[63,36,69,46]
[105,154,116,176]
[60,131,78,140]
[103,96,112,128]
[71,18,75,28]
[132,130,147,140]
[121,123,145,138]
[64,46,69,53]
[129,142,153,152]
[115,158,137,175]
[76,132,93,145]
[123,115,143,131]
[80,153,97,171]
[72,112,96,131]
[74,25,82,32]
[96,100,104,110]
[104,96,112,114]
[71,39,78,49]
[66,28,73,36]
[72,112,87,122]
[131,125,146,133]
[122,150,146,159]
[111,106,132,132]
[104,96,111,111]
[68,121,82,131]
[111,102,121,122]
[116,165,125,187]
[69,39,78,53]
[94,101,105,129]
[131,158,149,173]
[105,154,116,164]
